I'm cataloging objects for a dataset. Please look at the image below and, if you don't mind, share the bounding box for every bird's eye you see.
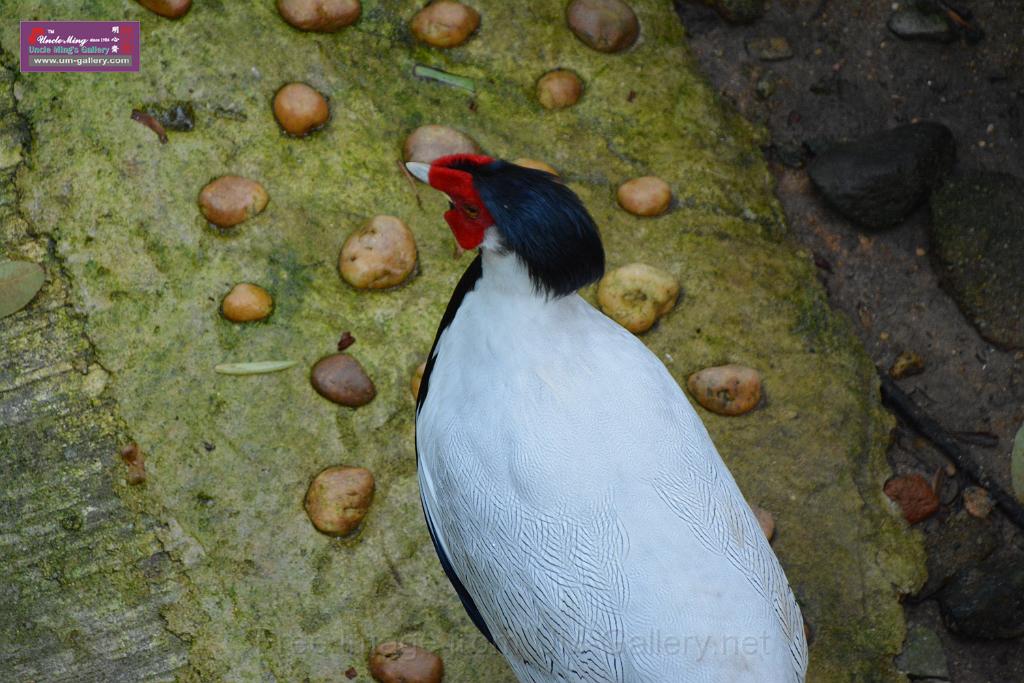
[463,204,479,219]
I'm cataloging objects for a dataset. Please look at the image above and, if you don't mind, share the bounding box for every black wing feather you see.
[414,254,497,648]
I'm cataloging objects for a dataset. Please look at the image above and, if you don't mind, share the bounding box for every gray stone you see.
[809,122,955,229]
[930,171,1024,349]
[888,8,954,43]
[895,624,949,679]
[939,548,1024,639]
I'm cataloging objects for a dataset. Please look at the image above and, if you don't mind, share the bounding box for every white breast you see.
[416,253,807,683]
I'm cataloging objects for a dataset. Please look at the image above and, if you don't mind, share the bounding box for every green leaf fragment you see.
[215,360,298,375]
[0,260,45,319]
[413,64,476,93]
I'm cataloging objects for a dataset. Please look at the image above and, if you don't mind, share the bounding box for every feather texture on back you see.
[416,250,808,682]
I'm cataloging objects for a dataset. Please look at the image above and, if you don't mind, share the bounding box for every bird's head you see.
[406,154,604,298]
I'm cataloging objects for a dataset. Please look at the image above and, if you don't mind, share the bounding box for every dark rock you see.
[801,136,832,157]
[767,142,805,169]
[693,0,763,25]
[745,36,793,61]
[808,122,955,229]
[888,7,954,43]
[929,171,1024,349]
[918,510,999,599]
[895,624,949,680]
[939,547,1024,639]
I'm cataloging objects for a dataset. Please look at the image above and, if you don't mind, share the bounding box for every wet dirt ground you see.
[675,0,1024,680]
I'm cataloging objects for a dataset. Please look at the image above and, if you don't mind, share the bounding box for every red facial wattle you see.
[443,206,487,250]
[427,155,496,250]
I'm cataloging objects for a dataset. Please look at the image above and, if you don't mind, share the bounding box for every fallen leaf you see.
[0,260,45,318]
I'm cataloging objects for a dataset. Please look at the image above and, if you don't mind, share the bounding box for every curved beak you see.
[405,162,431,184]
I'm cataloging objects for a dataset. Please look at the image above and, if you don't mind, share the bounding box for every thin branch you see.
[879,373,1024,530]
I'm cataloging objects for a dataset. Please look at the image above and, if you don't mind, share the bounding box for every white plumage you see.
[416,246,808,682]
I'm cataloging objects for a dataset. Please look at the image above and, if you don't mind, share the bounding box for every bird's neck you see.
[479,248,547,299]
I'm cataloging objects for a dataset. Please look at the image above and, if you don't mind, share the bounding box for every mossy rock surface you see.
[929,170,1024,350]
[1,1,923,681]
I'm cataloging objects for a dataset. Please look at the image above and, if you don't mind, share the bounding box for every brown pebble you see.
[617,176,672,217]
[304,466,375,536]
[597,263,679,334]
[277,0,361,32]
[566,0,639,53]
[687,364,763,416]
[120,442,146,485]
[411,361,427,401]
[889,351,925,379]
[339,216,418,289]
[311,354,376,407]
[369,641,444,683]
[135,0,191,19]
[752,506,775,541]
[512,158,559,176]
[273,83,329,136]
[537,70,583,110]
[884,474,940,524]
[221,283,273,322]
[403,125,481,164]
[198,176,269,228]
[411,1,480,48]
[963,486,993,519]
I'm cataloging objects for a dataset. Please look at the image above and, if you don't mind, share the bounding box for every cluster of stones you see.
[136,0,785,678]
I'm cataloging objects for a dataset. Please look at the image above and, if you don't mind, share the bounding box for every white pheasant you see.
[408,155,808,683]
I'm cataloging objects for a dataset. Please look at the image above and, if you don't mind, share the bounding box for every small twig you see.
[397,159,423,209]
[953,431,1000,448]
[879,373,1024,530]
[131,109,168,143]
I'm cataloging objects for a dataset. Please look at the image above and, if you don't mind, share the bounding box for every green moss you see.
[2,1,923,680]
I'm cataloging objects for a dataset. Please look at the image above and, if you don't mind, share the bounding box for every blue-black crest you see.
[469,160,605,298]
